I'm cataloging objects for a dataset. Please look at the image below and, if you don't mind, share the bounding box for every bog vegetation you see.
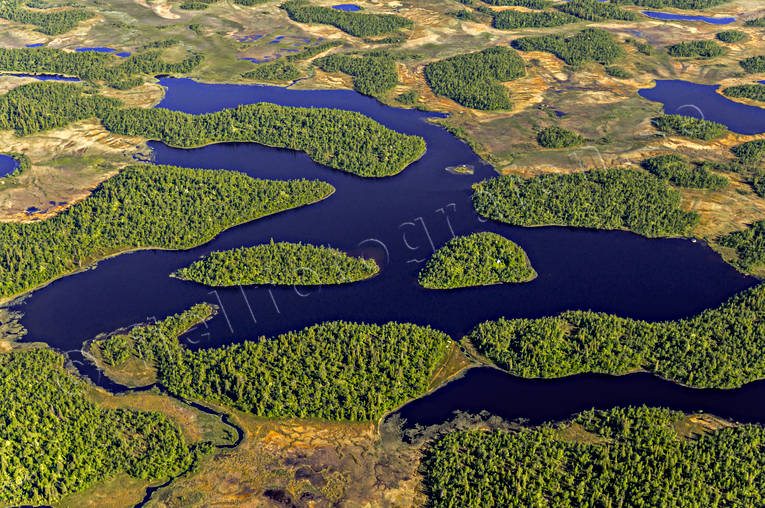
[469,282,765,388]
[472,169,698,238]
[243,61,301,82]
[280,0,412,37]
[0,165,333,299]
[94,306,452,421]
[418,232,536,289]
[173,241,379,286]
[423,406,765,507]
[0,347,209,506]
[513,28,624,66]
[101,104,426,177]
[652,114,728,141]
[641,154,728,190]
[424,47,525,110]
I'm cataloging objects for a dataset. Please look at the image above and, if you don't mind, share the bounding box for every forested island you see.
[0,165,333,300]
[472,169,699,238]
[93,306,452,421]
[469,281,765,388]
[667,40,725,59]
[491,10,578,29]
[418,232,536,289]
[0,347,209,506]
[423,406,764,507]
[723,83,765,102]
[101,104,426,177]
[424,47,525,110]
[172,241,379,286]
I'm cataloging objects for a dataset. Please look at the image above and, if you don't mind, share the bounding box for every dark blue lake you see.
[0,154,18,177]
[642,11,735,24]
[639,79,765,135]
[332,4,361,11]
[9,78,760,424]
[1,72,81,82]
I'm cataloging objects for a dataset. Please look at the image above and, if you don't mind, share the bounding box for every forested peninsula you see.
[0,165,333,300]
[172,241,379,286]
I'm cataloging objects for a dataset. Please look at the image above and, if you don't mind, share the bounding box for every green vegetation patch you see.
[492,10,578,29]
[0,82,120,136]
[716,30,746,43]
[469,282,765,388]
[667,40,725,59]
[513,28,624,66]
[732,139,765,165]
[652,114,728,141]
[642,154,728,189]
[605,65,633,78]
[0,348,209,506]
[537,125,584,148]
[424,46,525,111]
[719,221,765,270]
[418,232,536,289]
[286,40,344,62]
[315,52,398,96]
[556,0,637,22]
[481,0,551,7]
[243,60,302,82]
[472,168,699,237]
[0,165,333,299]
[612,0,729,7]
[744,17,765,27]
[0,151,30,178]
[0,0,93,35]
[172,241,379,286]
[280,0,412,38]
[95,307,452,421]
[722,84,765,103]
[423,406,765,507]
[739,56,765,74]
[102,104,425,177]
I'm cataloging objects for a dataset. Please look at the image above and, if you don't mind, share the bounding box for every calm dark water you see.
[639,79,765,135]
[642,11,735,24]
[1,72,81,82]
[395,367,765,427]
[0,154,18,177]
[9,77,761,423]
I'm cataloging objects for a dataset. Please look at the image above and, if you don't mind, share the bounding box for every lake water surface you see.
[0,154,18,177]
[642,11,735,24]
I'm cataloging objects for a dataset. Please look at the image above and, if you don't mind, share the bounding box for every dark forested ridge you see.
[556,0,638,22]
[0,0,94,34]
[667,40,725,59]
[719,221,765,270]
[0,82,120,135]
[472,168,699,238]
[315,52,398,96]
[652,114,728,141]
[95,308,452,421]
[0,348,209,506]
[469,282,765,388]
[732,139,765,165]
[423,406,764,507]
[0,165,333,299]
[424,46,525,110]
[513,28,624,66]
[641,154,728,189]
[613,0,730,7]
[716,30,747,43]
[492,9,578,29]
[280,0,412,37]
[101,104,425,176]
[723,83,765,102]
[172,241,379,286]
[418,232,536,289]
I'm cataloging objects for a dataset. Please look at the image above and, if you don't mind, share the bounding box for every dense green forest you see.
[315,52,398,96]
[424,47,525,110]
[1,151,30,178]
[556,0,637,22]
[740,55,765,74]
[716,30,746,43]
[513,28,624,66]
[0,0,93,34]
[652,114,728,141]
[285,40,344,61]
[744,17,765,27]
[102,104,425,177]
[418,232,536,289]
[0,348,209,506]
[0,165,333,299]
[472,168,698,237]
[718,221,765,270]
[537,126,584,148]
[280,0,412,37]
[243,61,301,82]
[480,0,550,7]
[0,82,120,136]
[172,241,379,286]
[666,40,725,58]
[723,83,765,102]
[641,154,728,189]
[96,308,452,421]
[613,0,729,7]
[492,10,578,29]
[0,47,202,87]
[732,139,765,165]
[423,406,765,507]
[469,281,765,388]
